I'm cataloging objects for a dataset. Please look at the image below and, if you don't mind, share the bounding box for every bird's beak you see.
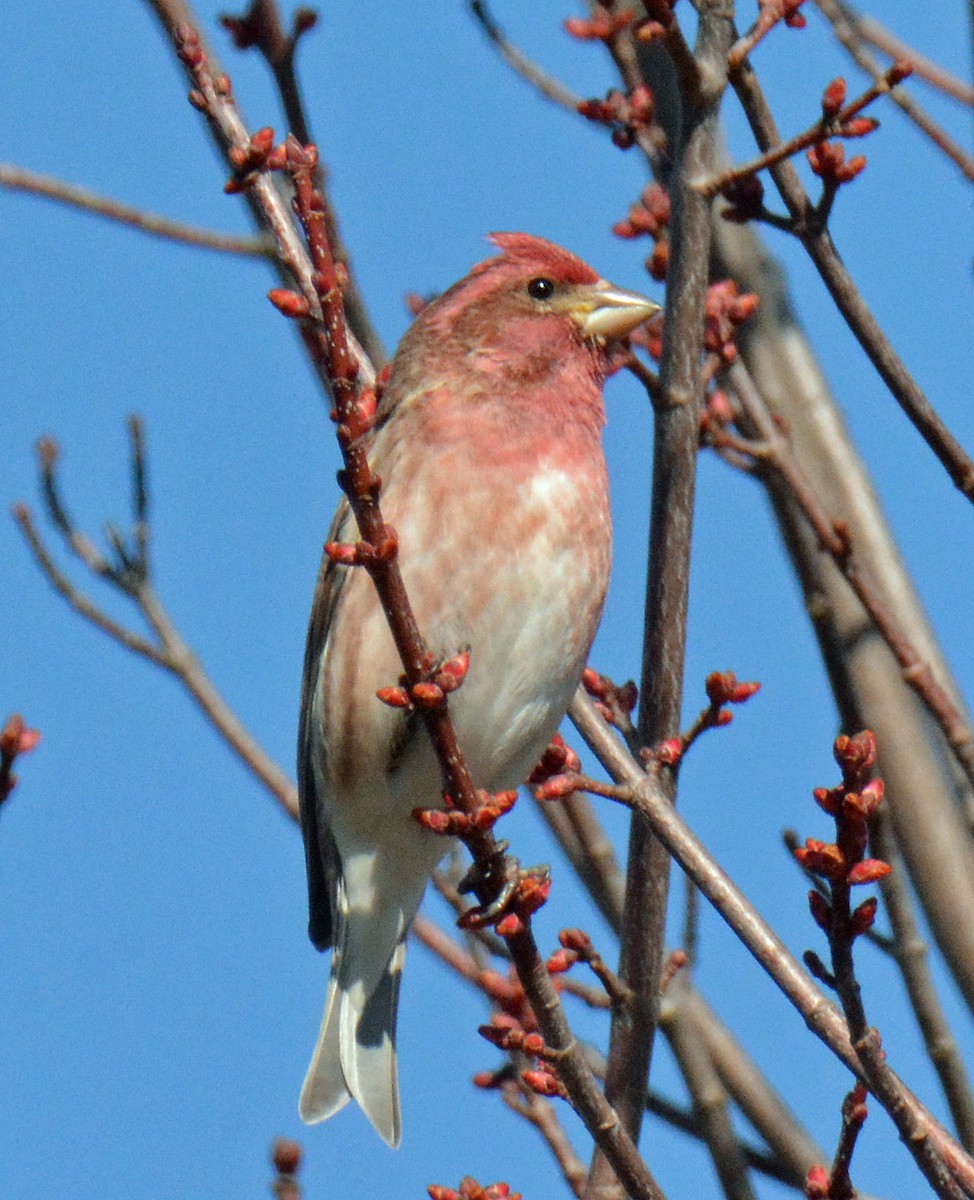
[567,280,660,340]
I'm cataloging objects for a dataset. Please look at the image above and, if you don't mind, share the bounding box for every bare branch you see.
[588,10,736,1197]
[662,977,757,1200]
[811,0,974,181]
[728,56,974,503]
[218,0,387,366]
[14,427,298,821]
[570,689,974,1198]
[470,0,583,114]
[0,162,274,256]
[848,6,974,105]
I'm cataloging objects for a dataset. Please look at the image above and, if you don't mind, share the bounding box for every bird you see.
[297,233,658,1145]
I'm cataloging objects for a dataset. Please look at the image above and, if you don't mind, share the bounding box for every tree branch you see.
[586,8,735,1197]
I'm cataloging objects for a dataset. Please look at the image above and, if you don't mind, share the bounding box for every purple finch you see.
[298,234,657,1144]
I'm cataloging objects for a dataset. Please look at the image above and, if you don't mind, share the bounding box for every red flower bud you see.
[271,1138,302,1175]
[836,155,867,183]
[268,288,311,319]
[411,681,445,707]
[808,889,832,933]
[582,667,608,698]
[821,77,847,119]
[850,896,879,935]
[534,774,579,801]
[495,913,525,937]
[849,778,885,818]
[794,838,847,881]
[324,541,360,565]
[435,650,471,692]
[522,1068,566,1098]
[655,738,683,766]
[847,858,892,885]
[813,786,841,815]
[559,928,593,955]
[546,948,579,974]
[834,730,877,781]
[805,1164,829,1199]
[839,117,879,138]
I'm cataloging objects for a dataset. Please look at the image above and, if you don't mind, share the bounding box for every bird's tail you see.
[298,882,408,1147]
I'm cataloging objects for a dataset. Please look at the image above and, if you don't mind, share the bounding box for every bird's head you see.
[390,233,659,400]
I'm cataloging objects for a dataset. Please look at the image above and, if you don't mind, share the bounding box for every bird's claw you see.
[457,854,552,935]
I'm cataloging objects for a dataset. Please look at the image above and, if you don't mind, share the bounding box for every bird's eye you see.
[526,277,556,301]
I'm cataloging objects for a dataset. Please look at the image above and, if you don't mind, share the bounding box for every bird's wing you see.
[297,498,353,951]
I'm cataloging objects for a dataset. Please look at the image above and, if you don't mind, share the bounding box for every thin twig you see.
[662,978,757,1200]
[811,0,974,182]
[869,813,974,1151]
[854,10,974,105]
[503,1084,590,1199]
[592,1041,821,1190]
[683,991,828,1185]
[470,0,582,113]
[15,425,299,821]
[728,55,974,503]
[219,0,387,366]
[701,70,903,198]
[14,504,170,667]
[723,359,974,797]
[0,162,274,256]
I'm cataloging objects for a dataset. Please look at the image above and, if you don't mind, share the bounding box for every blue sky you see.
[3,4,972,1198]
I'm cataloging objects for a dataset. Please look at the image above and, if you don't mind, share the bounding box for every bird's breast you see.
[320,422,611,831]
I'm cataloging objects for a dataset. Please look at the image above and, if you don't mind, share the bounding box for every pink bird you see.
[297,233,658,1144]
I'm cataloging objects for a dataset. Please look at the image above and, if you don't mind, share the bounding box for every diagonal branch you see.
[0,162,274,256]
[569,688,974,1199]
[728,54,974,503]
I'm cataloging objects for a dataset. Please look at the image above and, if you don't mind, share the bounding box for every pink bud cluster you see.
[762,0,807,31]
[473,962,567,1098]
[564,8,635,42]
[565,2,677,44]
[0,714,41,807]
[611,184,671,280]
[581,666,639,728]
[413,787,517,839]
[375,650,471,710]
[528,733,582,786]
[807,141,866,186]
[704,283,761,365]
[428,1179,520,1200]
[795,731,891,940]
[663,670,761,767]
[546,927,595,975]
[577,85,656,150]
